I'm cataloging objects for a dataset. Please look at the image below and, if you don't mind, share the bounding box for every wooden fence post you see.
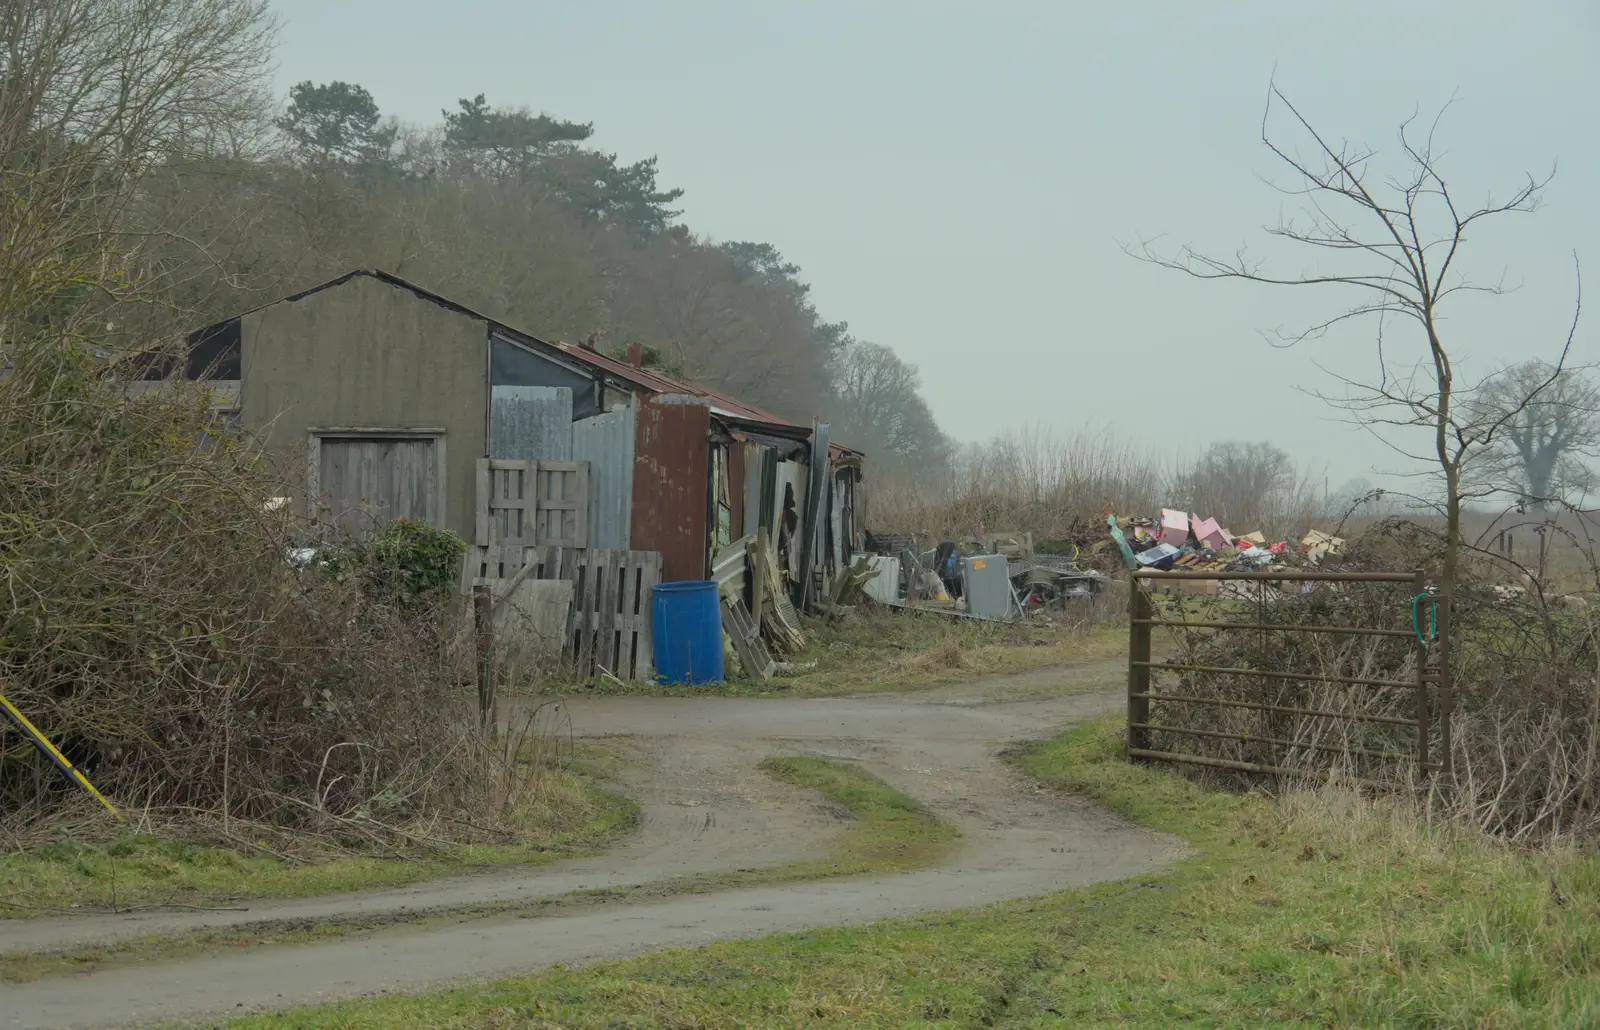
[473,584,496,734]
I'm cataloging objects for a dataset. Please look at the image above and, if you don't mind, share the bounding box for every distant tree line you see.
[108,66,949,471]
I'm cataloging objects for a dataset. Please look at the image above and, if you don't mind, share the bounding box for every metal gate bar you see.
[1127,566,1448,780]
[1132,692,1420,729]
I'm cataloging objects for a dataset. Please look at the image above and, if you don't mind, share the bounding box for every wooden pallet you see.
[722,594,774,680]
[522,546,661,681]
[464,459,591,588]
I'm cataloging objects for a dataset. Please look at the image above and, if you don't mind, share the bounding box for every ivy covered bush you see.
[321,518,467,606]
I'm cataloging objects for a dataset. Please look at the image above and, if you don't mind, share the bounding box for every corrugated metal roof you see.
[189,268,863,456]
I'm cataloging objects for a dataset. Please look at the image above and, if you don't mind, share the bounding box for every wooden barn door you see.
[314,433,442,537]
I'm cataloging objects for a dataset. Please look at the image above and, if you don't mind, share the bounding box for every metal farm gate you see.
[1127,569,1452,781]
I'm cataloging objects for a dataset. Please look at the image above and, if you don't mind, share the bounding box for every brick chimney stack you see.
[626,343,643,368]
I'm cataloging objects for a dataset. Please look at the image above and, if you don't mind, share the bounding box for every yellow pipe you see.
[0,692,121,820]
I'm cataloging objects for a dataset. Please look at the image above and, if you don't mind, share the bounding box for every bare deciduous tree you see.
[1468,360,1600,508]
[0,0,277,339]
[1184,440,1295,528]
[829,339,949,469]
[1132,81,1581,602]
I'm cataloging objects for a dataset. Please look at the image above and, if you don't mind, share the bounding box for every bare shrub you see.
[1142,521,1600,842]
[0,342,537,852]
[871,425,1328,560]
[1143,577,1424,785]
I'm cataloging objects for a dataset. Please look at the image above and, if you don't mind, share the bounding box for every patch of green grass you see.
[559,610,1126,699]
[757,756,958,873]
[3,757,957,983]
[0,747,636,919]
[227,718,1600,1030]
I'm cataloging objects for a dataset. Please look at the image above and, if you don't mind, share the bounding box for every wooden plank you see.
[493,467,505,540]
[589,548,608,675]
[533,461,590,547]
[750,532,768,627]
[475,459,491,547]
[597,550,622,677]
[613,557,636,680]
[575,550,598,676]
[494,576,573,665]
[567,549,586,672]
[558,548,576,665]
[631,559,651,680]
[756,534,805,654]
[570,463,590,549]
[636,551,660,681]
[722,595,773,680]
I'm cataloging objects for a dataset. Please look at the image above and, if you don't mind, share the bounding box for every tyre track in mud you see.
[0,660,1185,1029]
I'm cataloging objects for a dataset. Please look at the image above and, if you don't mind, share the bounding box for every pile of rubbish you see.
[1106,507,1346,584]
[861,529,1107,620]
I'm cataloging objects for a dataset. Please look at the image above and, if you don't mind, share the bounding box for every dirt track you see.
[0,659,1184,1029]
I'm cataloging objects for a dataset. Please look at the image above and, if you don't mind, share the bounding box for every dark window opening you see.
[490,335,601,420]
[133,317,241,381]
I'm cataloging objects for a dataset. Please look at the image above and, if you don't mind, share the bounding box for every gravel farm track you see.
[0,656,1183,1029]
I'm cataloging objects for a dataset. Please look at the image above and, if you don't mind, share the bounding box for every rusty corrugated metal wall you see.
[632,395,711,583]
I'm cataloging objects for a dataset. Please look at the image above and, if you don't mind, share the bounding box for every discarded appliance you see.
[862,555,902,604]
[1135,543,1181,570]
[961,554,1013,620]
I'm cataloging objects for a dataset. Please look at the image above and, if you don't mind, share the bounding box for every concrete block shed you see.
[136,269,864,594]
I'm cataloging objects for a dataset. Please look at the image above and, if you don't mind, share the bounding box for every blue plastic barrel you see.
[651,581,725,685]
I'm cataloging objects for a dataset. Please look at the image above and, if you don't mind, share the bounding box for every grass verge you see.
[2,756,956,983]
[561,609,1126,699]
[224,717,1600,1029]
[755,756,958,874]
[0,746,635,920]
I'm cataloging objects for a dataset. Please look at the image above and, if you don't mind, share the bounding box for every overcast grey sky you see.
[268,0,1597,486]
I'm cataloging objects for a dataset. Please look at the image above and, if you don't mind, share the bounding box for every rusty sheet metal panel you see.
[571,405,635,550]
[632,395,711,583]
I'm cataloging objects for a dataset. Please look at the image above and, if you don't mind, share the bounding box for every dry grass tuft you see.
[903,634,971,672]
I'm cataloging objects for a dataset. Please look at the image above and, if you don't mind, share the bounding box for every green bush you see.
[320,519,466,606]
[369,519,467,599]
